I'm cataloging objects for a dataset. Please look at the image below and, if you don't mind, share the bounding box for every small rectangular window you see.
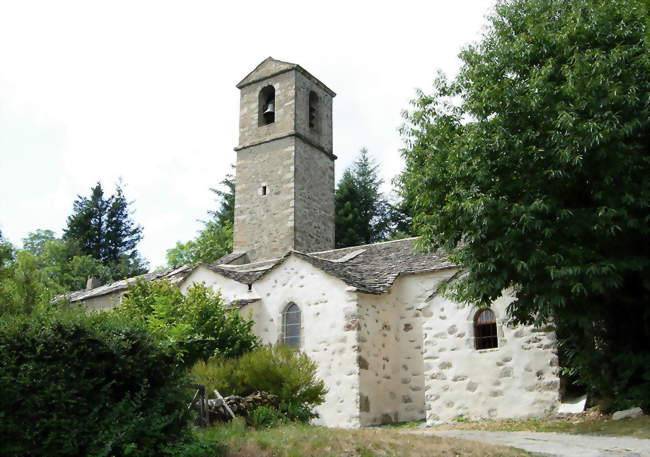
[262,185,267,196]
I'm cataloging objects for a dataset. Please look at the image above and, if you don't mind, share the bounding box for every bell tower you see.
[233,57,336,262]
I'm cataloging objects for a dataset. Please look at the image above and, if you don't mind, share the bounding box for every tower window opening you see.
[261,185,267,196]
[259,85,275,126]
[309,91,319,130]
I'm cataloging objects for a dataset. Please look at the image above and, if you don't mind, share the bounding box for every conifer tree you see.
[64,182,147,280]
[335,148,395,248]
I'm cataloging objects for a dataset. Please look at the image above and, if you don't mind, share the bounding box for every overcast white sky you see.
[0,0,494,268]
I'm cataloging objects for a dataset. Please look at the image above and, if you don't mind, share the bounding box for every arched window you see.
[308,91,319,130]
[474,309,498,350]
[259,85,275,126]
[282,303,301,348]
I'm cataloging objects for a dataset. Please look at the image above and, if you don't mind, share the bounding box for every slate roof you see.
[63,265,194,303]
[236,57,336,96]
[207,237,456,294]
[66,237,456,302]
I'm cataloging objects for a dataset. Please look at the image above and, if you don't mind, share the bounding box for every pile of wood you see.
[188,383,281,425]
[207,390,280,423]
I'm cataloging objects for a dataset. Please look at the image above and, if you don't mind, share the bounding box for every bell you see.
[263,101,275,115]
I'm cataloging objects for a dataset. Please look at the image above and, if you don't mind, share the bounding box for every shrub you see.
[247,406,286,428]
[192,345,327,422]
[0,308,206,457]
[115,279,259,365]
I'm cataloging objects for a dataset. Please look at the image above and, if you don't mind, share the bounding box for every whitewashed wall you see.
[182,257,362,428]
[79,293,123,311]
[421,284,560,424]
[356,272,442,425]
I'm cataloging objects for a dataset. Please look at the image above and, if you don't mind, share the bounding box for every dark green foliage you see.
[167,169,235,268]
[191,346,327,422]
[0,309,199,457]
[116,279,259,365]
[335,148,399,248]
[64,182,147,280]
[400,0,650,409]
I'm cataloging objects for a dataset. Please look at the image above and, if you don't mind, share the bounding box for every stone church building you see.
[67,58,560,428]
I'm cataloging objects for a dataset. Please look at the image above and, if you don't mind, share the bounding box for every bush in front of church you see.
[192,345,327,423]
[0,308,216,457]
[115,279,260,366]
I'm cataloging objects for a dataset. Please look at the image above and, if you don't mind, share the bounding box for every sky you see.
[0,0,494,268]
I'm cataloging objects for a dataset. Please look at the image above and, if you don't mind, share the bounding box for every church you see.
[66,57,560,428]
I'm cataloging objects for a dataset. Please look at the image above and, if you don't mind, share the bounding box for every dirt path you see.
[412,430,650,457]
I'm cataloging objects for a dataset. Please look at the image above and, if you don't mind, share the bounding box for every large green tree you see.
[166,170,235,268]
[0,230,112,315]
[64,182,147,279]
[335,148,397,248]
[400,0,649,409]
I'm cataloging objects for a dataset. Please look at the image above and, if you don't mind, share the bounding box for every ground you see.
[397,413,650,457]
[197,418,532,457]
[423,413,650,440]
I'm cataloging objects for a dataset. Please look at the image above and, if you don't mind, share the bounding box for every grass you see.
[421,414,650,440]
[197,418,532,456]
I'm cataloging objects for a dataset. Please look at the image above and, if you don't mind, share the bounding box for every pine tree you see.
[208,166,235,227]
[64,182,147,280]
[335,148,396,248]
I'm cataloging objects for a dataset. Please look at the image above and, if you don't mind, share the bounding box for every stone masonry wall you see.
[421,280,560,424]
[238,71,295,148]
[293,138,335,254]
[294,71,333,154]
[233,137,295,261]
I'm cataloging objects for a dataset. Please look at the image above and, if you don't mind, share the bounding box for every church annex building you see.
[66,58,560,428]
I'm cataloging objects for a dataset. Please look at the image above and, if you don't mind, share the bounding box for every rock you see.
[612,407,643,421]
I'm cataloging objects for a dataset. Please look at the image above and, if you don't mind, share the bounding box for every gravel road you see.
[414,430,650,457]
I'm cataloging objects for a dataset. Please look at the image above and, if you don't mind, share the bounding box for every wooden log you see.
[214,389,236,419]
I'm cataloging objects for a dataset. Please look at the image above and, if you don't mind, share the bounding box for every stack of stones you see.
[207,391,280,422]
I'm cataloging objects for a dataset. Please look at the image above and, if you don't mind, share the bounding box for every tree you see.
[64,182,147,279]
[0,230,112,315]
[116,279,259,365]
[166,170,235,267]
[208,165,236,227]
[0,230,14,280]
[166,222,233,268]
[335,148,397,248]
[399,0,650,409]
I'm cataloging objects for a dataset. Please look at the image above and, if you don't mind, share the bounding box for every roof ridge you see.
[309,237,419,255]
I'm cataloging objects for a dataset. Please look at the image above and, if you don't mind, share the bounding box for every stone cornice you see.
[235,131,337,160]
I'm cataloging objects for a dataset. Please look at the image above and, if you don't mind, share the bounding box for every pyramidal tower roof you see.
[236,57,335,96]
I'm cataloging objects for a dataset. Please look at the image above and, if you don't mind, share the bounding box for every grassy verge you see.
[422,414,650,440]
[197,418,532,457]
